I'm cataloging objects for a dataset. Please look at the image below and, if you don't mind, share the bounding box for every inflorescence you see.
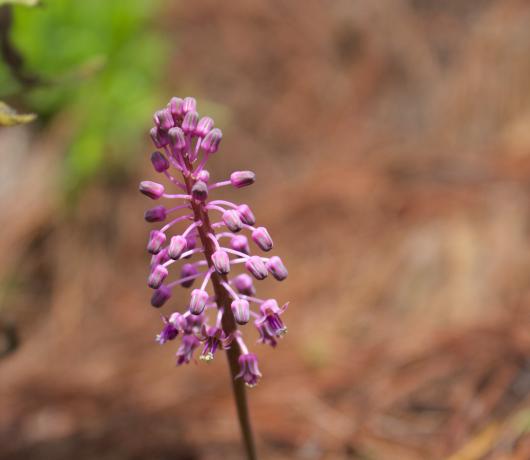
[141,97,288,387]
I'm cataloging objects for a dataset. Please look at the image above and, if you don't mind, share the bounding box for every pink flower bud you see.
[150,151,170,172]
[139,181,165,200]
[230,171,256,188]
[231,235,250,254]
[196,116,214,137]
[212,250,230,274]
[266,256,288,281]
[167,97,183,121]
[148,265,169,289]
[154,108,174,131]
[144,206,167,222]
[231,299,250,325]
[197,169,210,182]
[168,127,187,152]
[245,256,268,280]
[182,110,199,135]
[222,210,243,232]
[168,235,187,259]
[147,230,166,255]
[189,289,209,315]
[191,181,208,201]
[151,248,170,267]
[237,204,255,225]
[182,97,197,115]
[233,274,256,295]
[252,227,273,251]
[180,263,198,288]
[150,127,169,148]
[151,286,171,308]
[202,128,222,153]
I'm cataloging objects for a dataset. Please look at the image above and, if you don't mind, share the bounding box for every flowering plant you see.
[140,97,289,458]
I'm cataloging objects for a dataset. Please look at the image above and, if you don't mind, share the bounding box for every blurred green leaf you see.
[0,0,167,195]
[0,101,35,125]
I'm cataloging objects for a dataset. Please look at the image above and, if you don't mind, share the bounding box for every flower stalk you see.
[141,97,289,460]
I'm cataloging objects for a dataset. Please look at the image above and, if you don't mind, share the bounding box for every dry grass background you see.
[1,0,530,459]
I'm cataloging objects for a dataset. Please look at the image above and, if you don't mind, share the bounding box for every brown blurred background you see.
[1,0,530,459]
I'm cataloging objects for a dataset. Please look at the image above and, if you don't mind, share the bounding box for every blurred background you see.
[1,0,530,459]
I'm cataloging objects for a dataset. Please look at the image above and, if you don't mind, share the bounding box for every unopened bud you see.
[151,286,171,308]
[266,256,288,281]
[168,235,187,259]
[212,250,230,274]
[245,256,268,280]
[148,265,169,289]
[181,263,199,288]
[167,97,183,121]
[168,126,187,152]
[233,274,256,295]
[191,181,208,201]
[202,128,222,154]
[182,97,197,115]
[189,289,209,315]
[197,169,210,183]
[223,210,243,232]
[252,227,273,251]
[231,299,250,325]
[231,235,250,254]
[230,171,255,188]
[196,116,214,137]
[150,151,170,172]
[144,206,167,222]
[147,230,166,255]
[150,127,169,149]
[139,181,165,199]
[154,109,174,131]
[237,204,255,225]
[182,110,199,135]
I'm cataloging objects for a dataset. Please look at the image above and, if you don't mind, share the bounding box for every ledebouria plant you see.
[140,97,289,460]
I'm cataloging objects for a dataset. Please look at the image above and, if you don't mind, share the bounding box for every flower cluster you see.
[141,97,288,387]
